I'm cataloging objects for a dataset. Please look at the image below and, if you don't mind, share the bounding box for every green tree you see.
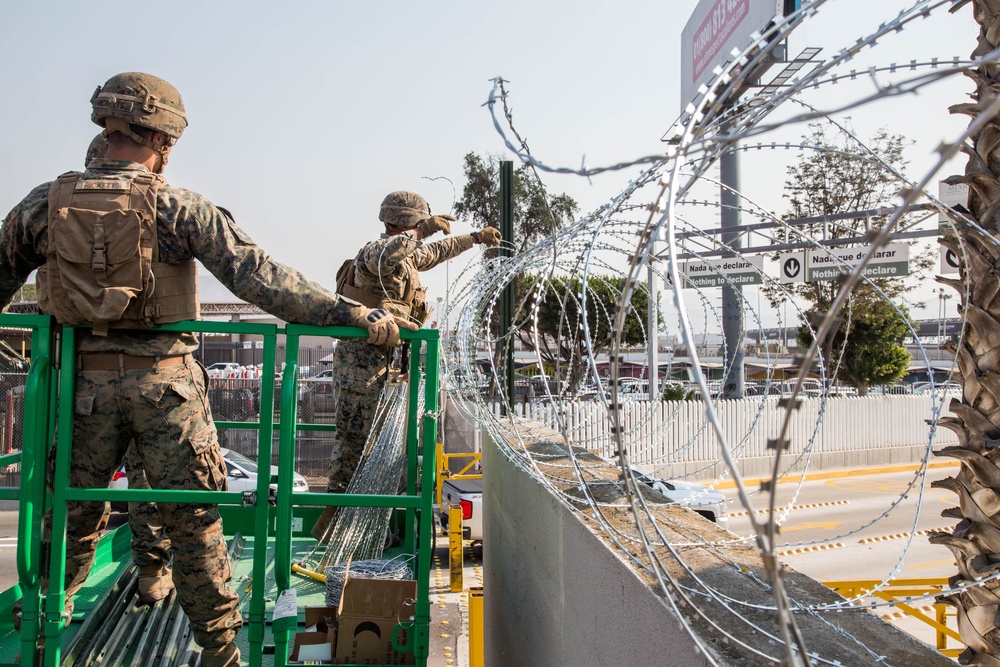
[454,152,578,255]
[660,383,695,401]
[769,123,933,309]
[519,273,652,393]
[16,283,36,302]
[796,298,910,396]
[768,123,929,392]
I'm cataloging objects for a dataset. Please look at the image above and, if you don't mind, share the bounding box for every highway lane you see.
[720,464,961,583]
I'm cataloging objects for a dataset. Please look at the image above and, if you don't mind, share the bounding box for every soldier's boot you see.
[137,565,174,606]
[201,642,240,667]
[310,506,338,542]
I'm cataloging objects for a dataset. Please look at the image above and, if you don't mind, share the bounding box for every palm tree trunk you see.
[930,2,1000,663]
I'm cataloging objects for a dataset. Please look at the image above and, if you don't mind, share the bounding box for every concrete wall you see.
[482,423,956,666]
[483,438,713,667]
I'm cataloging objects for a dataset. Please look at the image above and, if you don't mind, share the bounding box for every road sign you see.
[778,252,805,283]
[940,246,960,275]
[681,0,793,107]
[806,243,909,282]
[683,256,763,288]
[938,180,969,228]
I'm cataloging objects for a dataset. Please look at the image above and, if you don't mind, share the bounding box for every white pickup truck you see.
[440,478,483,542]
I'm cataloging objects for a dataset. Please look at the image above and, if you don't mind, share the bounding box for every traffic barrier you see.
[823,578,960,656]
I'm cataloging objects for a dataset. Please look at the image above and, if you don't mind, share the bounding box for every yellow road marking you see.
[905,559,957,571]
[781,521,843,532]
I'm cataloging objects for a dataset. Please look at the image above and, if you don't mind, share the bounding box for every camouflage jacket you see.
[352,229,474,317]
[0,159,361,354]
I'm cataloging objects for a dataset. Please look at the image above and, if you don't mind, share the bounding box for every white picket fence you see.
[485,393,959,479]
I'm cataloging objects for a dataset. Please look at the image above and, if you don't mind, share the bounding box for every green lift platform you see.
[0,315,440,667]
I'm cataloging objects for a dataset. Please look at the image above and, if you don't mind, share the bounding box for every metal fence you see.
[204,377,337,483]
[0,375,339,489]
[485,393,960,479]
[0,372,26,488]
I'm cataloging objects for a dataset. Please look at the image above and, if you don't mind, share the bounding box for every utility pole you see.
[720,124,745,399]
[500,161,515,415]
[647,243,659,401]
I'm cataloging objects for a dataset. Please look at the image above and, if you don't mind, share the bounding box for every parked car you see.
[109,447,310,511]
[300,371,335,415]
[207,385,257,422]
[911,381,962,396]
[205,362,244,378]
[614,378,652,396]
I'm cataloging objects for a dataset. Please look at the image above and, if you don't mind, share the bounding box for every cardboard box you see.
[335,577,417,665]
[289,606,338,664]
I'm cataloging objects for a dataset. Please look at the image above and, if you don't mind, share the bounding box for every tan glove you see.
[472,226,501,247]
[351,307,419,346]
[415,214,455,239]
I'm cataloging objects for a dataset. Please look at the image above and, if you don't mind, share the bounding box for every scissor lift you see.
[0,315,440,667]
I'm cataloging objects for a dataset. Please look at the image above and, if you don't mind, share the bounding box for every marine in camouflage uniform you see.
[312,191,500,539]
[2,73,408,667]
[85,132,174,605]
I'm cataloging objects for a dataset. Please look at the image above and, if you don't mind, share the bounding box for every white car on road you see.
[630,468,730,530]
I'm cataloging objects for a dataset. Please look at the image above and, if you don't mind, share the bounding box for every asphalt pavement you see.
[720,461,963,652]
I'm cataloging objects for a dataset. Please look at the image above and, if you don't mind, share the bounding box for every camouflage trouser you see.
[325,338,389,493]
[124,446,172,570]
[46,359,241,650]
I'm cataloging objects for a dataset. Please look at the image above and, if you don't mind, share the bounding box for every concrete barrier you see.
[483,420,955,666]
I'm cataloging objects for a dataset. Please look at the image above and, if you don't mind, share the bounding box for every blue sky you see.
[0,1,979,324]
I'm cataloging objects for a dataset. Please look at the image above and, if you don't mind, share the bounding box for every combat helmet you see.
[379,191,429,228]
[91,72,187,139]
[84,133,108,167]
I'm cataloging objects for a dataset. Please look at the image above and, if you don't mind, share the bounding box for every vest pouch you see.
[378,297,413,321]
[411,285,429,325]
[48,206,152,327]
[35,266,52,316]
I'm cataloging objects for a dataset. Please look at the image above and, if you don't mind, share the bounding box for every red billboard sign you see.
[692,0,751,80]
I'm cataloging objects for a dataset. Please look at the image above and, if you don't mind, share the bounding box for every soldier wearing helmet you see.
[84,133,108,167]
[0,72,412,667]
[311,191,499,540]
[84,131,175,609]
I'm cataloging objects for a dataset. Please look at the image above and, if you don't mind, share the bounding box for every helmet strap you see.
[152,150,168,174]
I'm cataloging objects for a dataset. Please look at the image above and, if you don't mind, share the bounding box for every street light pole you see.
[938,288,951,345]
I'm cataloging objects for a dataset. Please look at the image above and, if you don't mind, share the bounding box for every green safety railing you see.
[1,315,438,667]
[270,324,439,667]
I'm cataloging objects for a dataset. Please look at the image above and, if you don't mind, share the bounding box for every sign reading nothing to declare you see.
[806,244,909,282]
[682,256,764,288]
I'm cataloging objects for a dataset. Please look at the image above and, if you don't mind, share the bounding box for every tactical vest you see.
[336,256,428,325]
[36,171,199,336]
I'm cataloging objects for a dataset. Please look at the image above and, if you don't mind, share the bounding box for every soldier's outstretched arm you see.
[189,201,374,328]
[0,185,49,310]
